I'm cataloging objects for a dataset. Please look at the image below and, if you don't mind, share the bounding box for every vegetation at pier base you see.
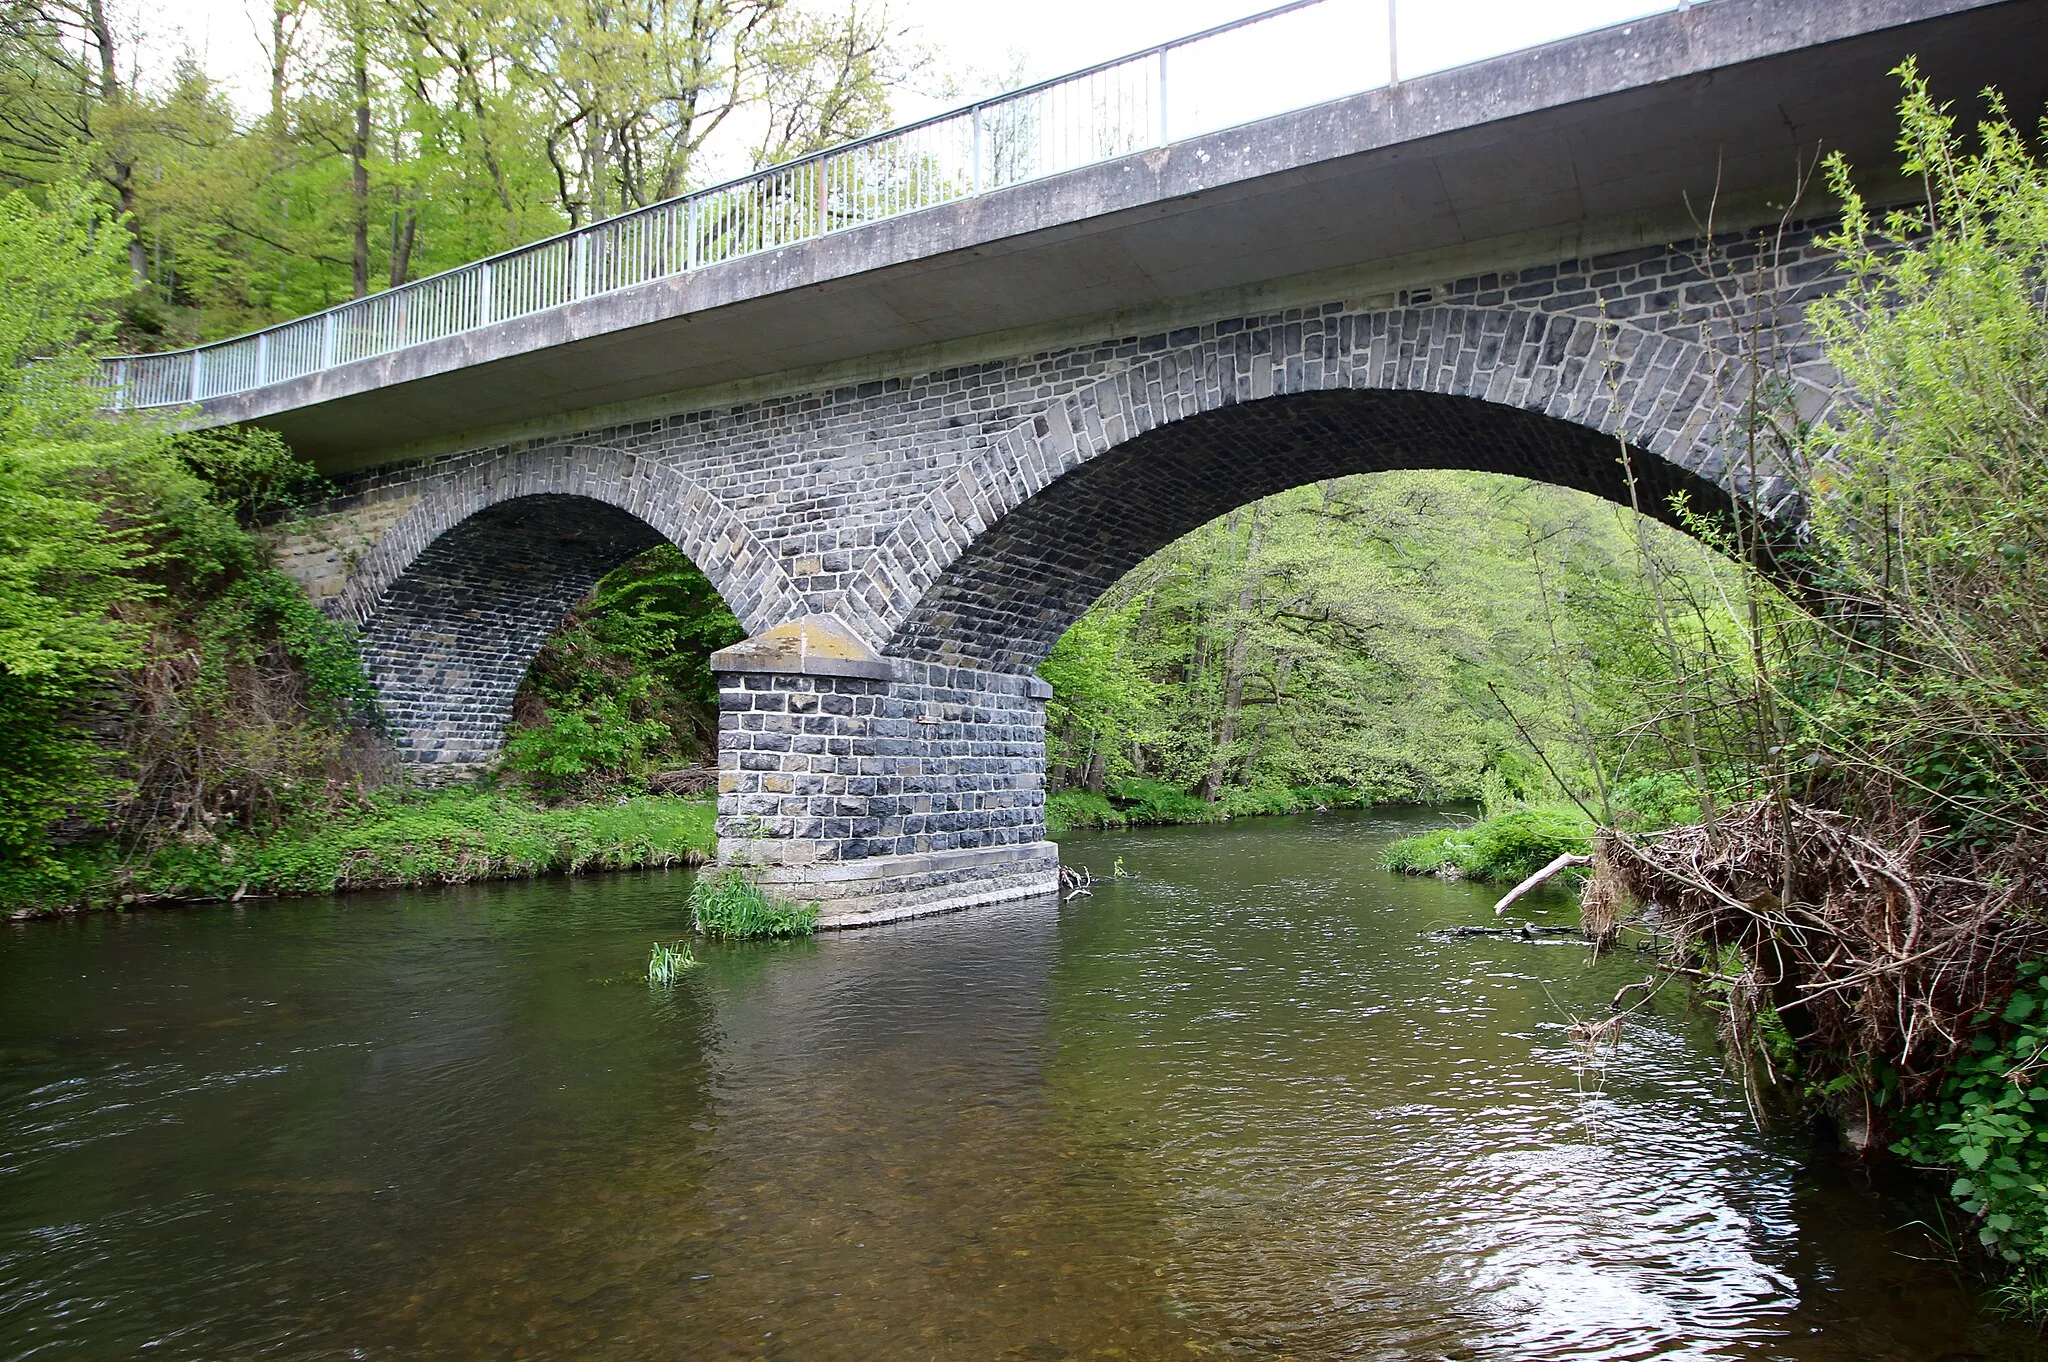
[687,869,819,940]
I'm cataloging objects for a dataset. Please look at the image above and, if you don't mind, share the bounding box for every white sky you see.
[140,0,1676,131]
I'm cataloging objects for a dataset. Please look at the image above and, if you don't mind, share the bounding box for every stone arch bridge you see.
[275,238,1825,921]
[180,0,2037,922]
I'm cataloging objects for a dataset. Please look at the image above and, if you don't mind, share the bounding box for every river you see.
[1,809,2038,1360]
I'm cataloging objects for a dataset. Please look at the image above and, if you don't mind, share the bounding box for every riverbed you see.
[0,809,2036,1359]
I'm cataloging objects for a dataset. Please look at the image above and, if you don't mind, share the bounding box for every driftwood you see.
[1493,852,1592,915]
[1423,924,1583,941]
[647,767,717,796]
[1594,799,2048,1103]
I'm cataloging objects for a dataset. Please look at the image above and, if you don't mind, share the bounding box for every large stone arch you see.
[342,446,801,773]
[845,305,1822,668]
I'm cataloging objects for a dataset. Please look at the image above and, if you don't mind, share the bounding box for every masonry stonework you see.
[267,224,1842,921]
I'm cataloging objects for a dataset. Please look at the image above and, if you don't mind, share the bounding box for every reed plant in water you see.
[688,869,819,939]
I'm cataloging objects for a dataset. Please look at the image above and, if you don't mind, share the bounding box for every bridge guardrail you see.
[92,0,1684,412]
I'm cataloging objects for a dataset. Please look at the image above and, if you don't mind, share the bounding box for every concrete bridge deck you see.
[182,0,2041,471]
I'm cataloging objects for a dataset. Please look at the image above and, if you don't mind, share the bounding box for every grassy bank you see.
[1045,780,1377,834]
[3,790,716,917]
[1380,806,1593,886]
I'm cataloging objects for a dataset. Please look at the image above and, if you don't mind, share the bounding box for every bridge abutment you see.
[711,618,1059,927]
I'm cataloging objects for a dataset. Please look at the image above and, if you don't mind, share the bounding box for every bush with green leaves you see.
[688,868,819,939]
[0,180,382,869]
[1382,806,1593,885]
[1894,964,2048,1269]
[503,545,745,798]
[1107,778,1215,827]
[1046,790,1126,833]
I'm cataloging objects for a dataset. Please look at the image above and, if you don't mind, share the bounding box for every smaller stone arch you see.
[342,445,800,774]
[335,444,804,634]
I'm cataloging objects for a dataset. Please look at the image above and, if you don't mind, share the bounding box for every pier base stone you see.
[711,617,1059,927]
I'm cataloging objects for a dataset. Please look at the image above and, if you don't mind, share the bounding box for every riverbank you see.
[2,790,716,918]
[1045,780,1379,833]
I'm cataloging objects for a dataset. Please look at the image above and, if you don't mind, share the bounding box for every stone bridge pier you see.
[273,227,1837,926]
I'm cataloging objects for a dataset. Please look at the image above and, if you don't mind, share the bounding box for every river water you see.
[0,809,2038,1360]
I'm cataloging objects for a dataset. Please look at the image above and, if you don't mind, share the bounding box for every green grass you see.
[647,939,700,984]
[1381,805,1593,885]
[2,789,717,915]
[688,868,819,939]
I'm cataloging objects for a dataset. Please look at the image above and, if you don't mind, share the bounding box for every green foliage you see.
[1039,472,1734,818]
[1107,778,1216,827]
[1382,806,1593,885]
[688,868,819,940]
[1606,771,1707,832]
[1046,790,1126,833]
[1895,965,2048,1266]
[0,0,912,345]
[502,545,744,798]
[1788,66,2048,841]
[173,428,335,526]
[0,790,716,913]
[0,182,157,864]
[647,940,700,985]
[1212,784,1307,820]
[0,180,384,868]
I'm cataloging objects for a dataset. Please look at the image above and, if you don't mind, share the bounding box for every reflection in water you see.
[0,810,2038,1360]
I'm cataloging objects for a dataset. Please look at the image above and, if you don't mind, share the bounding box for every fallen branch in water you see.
[1493,852,1592,915]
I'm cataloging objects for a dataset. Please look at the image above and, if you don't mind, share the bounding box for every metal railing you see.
[93,0,1687,411]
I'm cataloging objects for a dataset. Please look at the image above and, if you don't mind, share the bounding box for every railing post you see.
[816,158,828,236]
[1157,45,1170,146]
[971,103,984,193]
[189,348,204,403]
[573,232,589,301]
[479,261,494,327]
[686,198,698,270]
[112,358,127,412]
[321,312,336,368]
[256,332,269,387]
[1388,0,1400,84]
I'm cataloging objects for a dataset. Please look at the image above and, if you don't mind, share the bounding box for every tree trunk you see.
[83,0,147,286]
[1235,652,1292,786]
[1201,503,1265,802]
[350,32,371,298]
[388,189,417,288]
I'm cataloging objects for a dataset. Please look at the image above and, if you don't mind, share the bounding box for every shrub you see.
[1895,964,2048,1271]
[689,868,819,939]
[1047,790,1125,833]
[1108,778,1214,826]
[1608,771,1706,832]
[1214,785,1304,819]
[1382,806,1592,885]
